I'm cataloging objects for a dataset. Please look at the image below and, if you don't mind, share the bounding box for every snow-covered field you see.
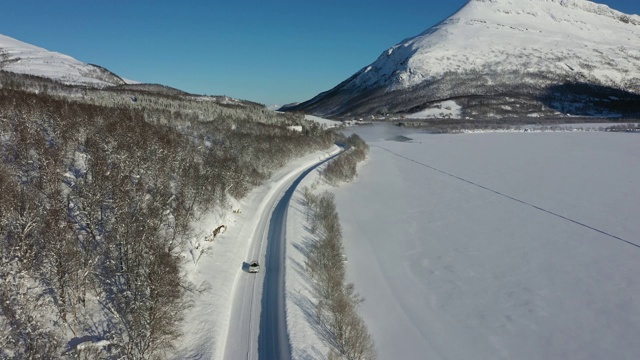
[330,124,640,359]
[305,114,343,128]
[407,100,462,119]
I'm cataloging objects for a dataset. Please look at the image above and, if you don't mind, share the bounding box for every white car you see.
[248,261,260,273]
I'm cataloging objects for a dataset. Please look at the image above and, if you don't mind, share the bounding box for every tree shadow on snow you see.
[291,292,336,360]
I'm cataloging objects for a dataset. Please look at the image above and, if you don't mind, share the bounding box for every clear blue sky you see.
[1,0,638,106]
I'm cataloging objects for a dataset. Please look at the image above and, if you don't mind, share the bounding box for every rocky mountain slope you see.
[284,0,640,119]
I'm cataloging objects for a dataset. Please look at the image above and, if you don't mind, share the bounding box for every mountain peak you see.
[466,0,639,21]
[286,0,640,118]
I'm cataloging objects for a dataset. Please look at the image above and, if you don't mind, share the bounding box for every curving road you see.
[258,151,341,360]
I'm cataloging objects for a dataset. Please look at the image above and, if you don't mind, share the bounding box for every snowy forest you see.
[0,71,336,358]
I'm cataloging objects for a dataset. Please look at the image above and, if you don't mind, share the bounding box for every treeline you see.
[302,189,376,360]
[0,87,335,358]
[605,123,640,132]
[291,58,640,119]
[321,134,369,185]
[0,70,302,127]
[393,116,632,133]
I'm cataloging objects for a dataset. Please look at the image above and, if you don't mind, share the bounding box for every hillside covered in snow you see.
[0,38,340,356]
[0,33,126,87]
[285,0,640,119]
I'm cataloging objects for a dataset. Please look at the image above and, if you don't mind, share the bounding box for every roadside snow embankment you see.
[284,136,374,359]
[172,145,340,359]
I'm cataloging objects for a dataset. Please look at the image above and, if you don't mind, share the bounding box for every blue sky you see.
[1,0,638,106]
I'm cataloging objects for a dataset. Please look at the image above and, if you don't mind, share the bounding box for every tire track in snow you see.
[373,144,639,249]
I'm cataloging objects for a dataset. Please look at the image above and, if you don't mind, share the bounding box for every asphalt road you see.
[258,151,341,360]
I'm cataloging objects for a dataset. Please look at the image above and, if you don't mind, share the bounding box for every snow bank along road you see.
[259,151,342,359]
[222,146,342,360]
[173,146,340,359]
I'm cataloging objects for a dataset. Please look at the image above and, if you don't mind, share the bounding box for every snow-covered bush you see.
[303,190,376,359]
[322,134,369,185]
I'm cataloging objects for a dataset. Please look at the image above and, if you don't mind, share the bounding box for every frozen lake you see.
[333,125,640,359]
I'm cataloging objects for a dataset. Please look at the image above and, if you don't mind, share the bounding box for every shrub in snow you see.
[302,189,376,359]
[322,134,369,185]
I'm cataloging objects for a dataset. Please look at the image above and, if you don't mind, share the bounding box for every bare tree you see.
[303,191,376,359]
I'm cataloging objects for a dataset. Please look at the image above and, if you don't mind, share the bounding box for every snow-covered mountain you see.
[285,0,640,118]
[0,33,126,87]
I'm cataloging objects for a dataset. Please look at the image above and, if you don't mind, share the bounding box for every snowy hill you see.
[285,0,640,118]
[0,33,126,87]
